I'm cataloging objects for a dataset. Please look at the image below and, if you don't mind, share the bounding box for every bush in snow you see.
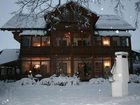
[16,78,36,86]
[129,74,140,83]
[39,78,52,86]
[89,78,106,84]
[39,75,79,86]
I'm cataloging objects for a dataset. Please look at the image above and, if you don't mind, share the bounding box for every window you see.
[42,36,50,46]
[94,58,102,71]
[22,61,31,75]
[77,40,88,46]
[102,37,110,46]
[57,62,67,74]
[112,37,120,46]
[103,57,111,78]
[32,61,41,74]
[41,61,48,74]
[31,36,51,47]
[121,37,129,47]
[59,40,67,46]
[32,37,41,47]
[22,36,31,47]
[103,57,111,68]
[21,57,50,75]
[93,37,101,46]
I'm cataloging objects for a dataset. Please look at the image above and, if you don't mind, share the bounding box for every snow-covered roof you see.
[1,14,134,31]
[95,15,135,30]
[20,30,47,35]
[97,31,131,36]
[0,49,19,65]
[1,14,46,30]
[1,14,135,31]
[133,50,140,53]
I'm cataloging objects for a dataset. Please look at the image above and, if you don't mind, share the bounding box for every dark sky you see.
[0,0,139,51]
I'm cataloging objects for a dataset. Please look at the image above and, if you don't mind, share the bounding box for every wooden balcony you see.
[20,46,131,57]
[21,46,93,56]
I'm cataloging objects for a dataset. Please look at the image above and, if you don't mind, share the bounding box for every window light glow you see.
[37,44,41,46]
[104,61,111,68]
[103,38,110,46]
[34,64,40,69]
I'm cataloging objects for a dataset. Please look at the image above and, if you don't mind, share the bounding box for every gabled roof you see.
[1,14,135,31]
[95,15,135,31]
[0,49,20,65]
[0,2,135,32]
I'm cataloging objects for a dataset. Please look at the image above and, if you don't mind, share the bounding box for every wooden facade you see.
[19,34,132,80]
[0,1,135,80]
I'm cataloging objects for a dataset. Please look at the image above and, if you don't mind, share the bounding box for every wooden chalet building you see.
[0,1,135,80]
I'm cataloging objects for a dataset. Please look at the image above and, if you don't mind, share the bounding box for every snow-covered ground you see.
[0,76,140,105]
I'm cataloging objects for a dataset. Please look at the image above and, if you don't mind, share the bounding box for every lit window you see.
[102,37,110,46]
[103,58,111,68]
[34,64,40,69]
[42,37,50,46]
[104,61,111,68]
[32,37,41,47]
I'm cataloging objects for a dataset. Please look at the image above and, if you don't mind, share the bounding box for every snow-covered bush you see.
[39,78,52,86]
[35,74,42,78]
[129,74,140,83]
[67,76,80,86]
[39,75,80,86]
[89,78,106,84]
[16,78,36,86]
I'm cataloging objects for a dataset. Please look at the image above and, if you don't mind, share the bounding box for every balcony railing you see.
[20,46,131,56]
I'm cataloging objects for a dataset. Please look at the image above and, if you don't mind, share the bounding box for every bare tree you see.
[14,0,140,28]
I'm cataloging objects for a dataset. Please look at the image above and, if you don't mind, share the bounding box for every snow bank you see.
[129,74,140,83]
[15,78,36,86]
[89,75,140,84]
[89,78,107,84]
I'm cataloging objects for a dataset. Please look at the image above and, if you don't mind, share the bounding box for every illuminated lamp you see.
[29,70,32,73]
